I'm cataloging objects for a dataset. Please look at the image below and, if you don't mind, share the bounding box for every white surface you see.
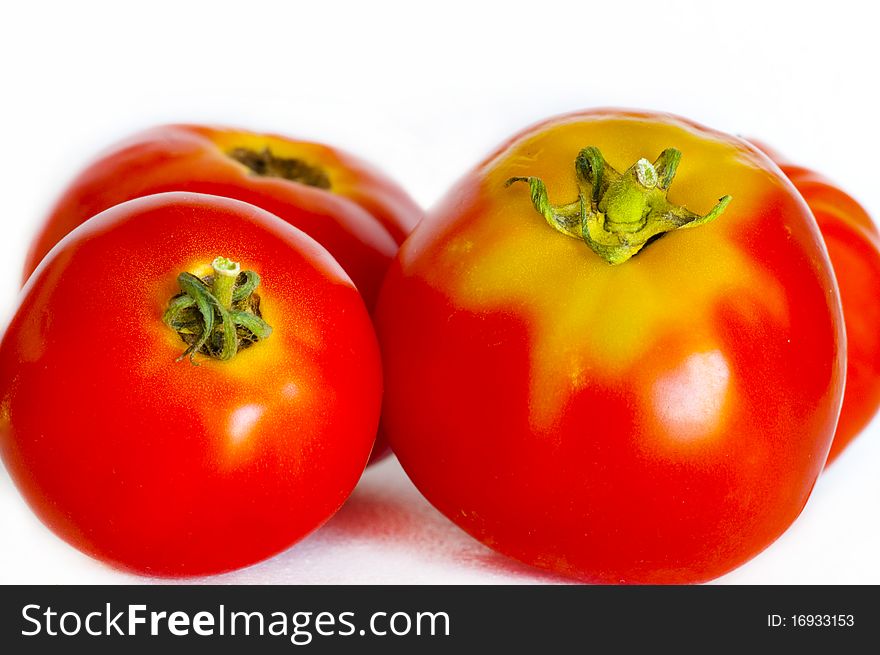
[1,0,878,584]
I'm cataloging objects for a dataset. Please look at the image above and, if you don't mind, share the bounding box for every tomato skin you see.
[25,125,419,465]
[749,141,880,465]
[376,110,845,583]
[0,192,382,576]
[24,124,422,308]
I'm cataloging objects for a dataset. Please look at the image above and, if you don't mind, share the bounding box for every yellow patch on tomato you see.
[425,115,791,430]
[206,129,350,191]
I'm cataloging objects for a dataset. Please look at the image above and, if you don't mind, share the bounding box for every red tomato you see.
[0,192,382,576]
[24,125,420,464]
[24,124,422,307]
[376,110,846,583]
[749,140,880,465]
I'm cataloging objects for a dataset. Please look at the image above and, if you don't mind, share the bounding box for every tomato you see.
[748,140,880,465]
[24,125,419,464]
[375,110,846,584]
[24,124,422,308]
[0,192,382,576]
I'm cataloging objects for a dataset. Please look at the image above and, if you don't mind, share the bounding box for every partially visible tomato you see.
[24,125,420,464]
[749,139,880,465]
[0,192,382,576]
[376,110,845,583]
[24,124,422,308]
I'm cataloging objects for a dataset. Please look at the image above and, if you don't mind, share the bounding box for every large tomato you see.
[24,124,419,463]
[376,110,846,583]
[24,124,422,308]
[0,192,382,576]
[749,140,880,465]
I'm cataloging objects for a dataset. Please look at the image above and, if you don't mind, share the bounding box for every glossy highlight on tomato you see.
[749,140,880,465]
[376,109,846,584]
[0,192,382,576]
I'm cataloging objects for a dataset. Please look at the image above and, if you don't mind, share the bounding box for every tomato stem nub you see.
[162,257,273,363]
[211,256,241,309]
[506,147,732,265]
[228,147,332,189]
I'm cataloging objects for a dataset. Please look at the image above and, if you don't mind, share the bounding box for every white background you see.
[1,0,878,584]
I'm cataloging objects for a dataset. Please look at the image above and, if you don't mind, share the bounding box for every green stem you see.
[507,147,732,265]
[211,256,240,309]
[162,257,272,363]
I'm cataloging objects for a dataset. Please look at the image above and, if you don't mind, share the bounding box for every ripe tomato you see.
[24,124,419,464]
[0,192,382,576]
[749,140,880,465]
[375,110,846,583]
[24,124,422,308]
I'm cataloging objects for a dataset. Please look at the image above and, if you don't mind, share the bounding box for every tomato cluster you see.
[1,126,419,575]
[0,113,876,582]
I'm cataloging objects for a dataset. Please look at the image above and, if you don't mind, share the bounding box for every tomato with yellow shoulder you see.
[376,109,845,584]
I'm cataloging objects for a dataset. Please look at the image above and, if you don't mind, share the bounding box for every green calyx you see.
[163,256,273,363]
[507,147,732,265]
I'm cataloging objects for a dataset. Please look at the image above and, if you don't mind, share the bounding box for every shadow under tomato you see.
[201,456,570,584]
